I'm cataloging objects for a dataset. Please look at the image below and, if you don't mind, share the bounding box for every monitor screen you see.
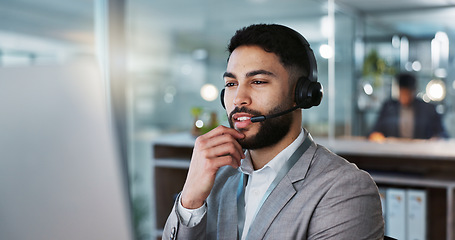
[0,60,134,240]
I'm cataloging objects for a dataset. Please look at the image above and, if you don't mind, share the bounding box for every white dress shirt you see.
[399,105,414,138]
[177,129,306,240]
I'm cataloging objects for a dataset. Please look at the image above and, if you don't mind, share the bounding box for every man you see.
[369,73,448,142]
[163,24,384,239]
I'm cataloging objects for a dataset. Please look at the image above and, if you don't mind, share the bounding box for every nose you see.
[233,85,251,107]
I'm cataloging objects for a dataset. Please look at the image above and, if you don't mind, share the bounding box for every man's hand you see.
[180,125,245,209]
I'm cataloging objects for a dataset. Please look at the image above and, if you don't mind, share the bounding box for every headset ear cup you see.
[295,78,323,109]
[220,88,226,109]
[307,82,323,108]
[295,77,308,107]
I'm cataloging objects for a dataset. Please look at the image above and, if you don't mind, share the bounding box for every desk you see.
[317,137,455,175]
[152,133,455,239]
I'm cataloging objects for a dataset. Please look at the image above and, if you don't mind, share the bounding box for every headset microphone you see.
[250,105,300,123]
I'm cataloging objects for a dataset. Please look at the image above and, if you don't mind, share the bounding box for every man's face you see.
[399,88,415,107]
[223,45,294,149]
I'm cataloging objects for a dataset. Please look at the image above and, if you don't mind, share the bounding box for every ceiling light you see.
[392,35,400,48]
[426,79,446,102]
[319,44,333,59]
[363,83,373,95]
[411,61,421,72]
[200,84,218,102]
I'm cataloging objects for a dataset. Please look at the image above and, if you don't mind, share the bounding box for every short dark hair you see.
[227,24,309,80]
[397,73,417,90]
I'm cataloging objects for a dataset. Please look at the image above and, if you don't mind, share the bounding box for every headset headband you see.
[281,25,318,83]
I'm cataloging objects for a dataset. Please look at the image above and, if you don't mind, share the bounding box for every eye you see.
[225,82,236,87]
[252,80,267,85]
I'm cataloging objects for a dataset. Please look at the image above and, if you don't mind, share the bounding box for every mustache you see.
[228,106,262,120]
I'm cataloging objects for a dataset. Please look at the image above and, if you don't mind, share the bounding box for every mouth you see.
[235,116,251,121]
[232,113,253,129]
[233,113,252,121]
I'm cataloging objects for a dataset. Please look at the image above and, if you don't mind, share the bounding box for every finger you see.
[209,154,241,169]
[203,140,244,164]
[202,125,244,141]
[202,133,245,158]
[195,128,245,160]
[218,141,244,166]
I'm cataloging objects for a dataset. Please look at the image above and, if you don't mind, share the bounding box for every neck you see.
[249,117,301,170]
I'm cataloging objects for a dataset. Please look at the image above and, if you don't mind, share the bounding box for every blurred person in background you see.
[369,72,449,142]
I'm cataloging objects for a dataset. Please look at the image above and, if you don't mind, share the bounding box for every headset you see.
[220,25,323,123]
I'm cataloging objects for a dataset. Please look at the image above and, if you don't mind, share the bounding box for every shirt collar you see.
[239,128,306,175]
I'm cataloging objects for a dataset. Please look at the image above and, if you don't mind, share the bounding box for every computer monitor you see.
[0,60,134,240]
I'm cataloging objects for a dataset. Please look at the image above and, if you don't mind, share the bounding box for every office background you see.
[1,0,454,239]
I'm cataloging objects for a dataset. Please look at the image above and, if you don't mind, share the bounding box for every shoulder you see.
[384,99,400,108]
[310,145,376,189]
[414,98,427,106]
[299,145,384,238]
[378,100,399,113]
[414,98,436,109]
[312,145,357,172]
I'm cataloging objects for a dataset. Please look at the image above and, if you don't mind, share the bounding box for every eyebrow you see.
[223,72,235,79]
[223,69,275,79]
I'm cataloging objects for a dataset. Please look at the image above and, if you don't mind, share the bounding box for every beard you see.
[228,103,294,150]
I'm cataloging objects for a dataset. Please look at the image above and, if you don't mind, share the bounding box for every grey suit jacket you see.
[163,136,384,240]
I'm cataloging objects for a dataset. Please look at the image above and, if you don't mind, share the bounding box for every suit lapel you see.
[246,139,318,239]
[216,171,242,239]
[246,176,297,239]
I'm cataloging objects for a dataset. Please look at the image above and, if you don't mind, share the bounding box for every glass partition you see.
[354,6,455,138]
